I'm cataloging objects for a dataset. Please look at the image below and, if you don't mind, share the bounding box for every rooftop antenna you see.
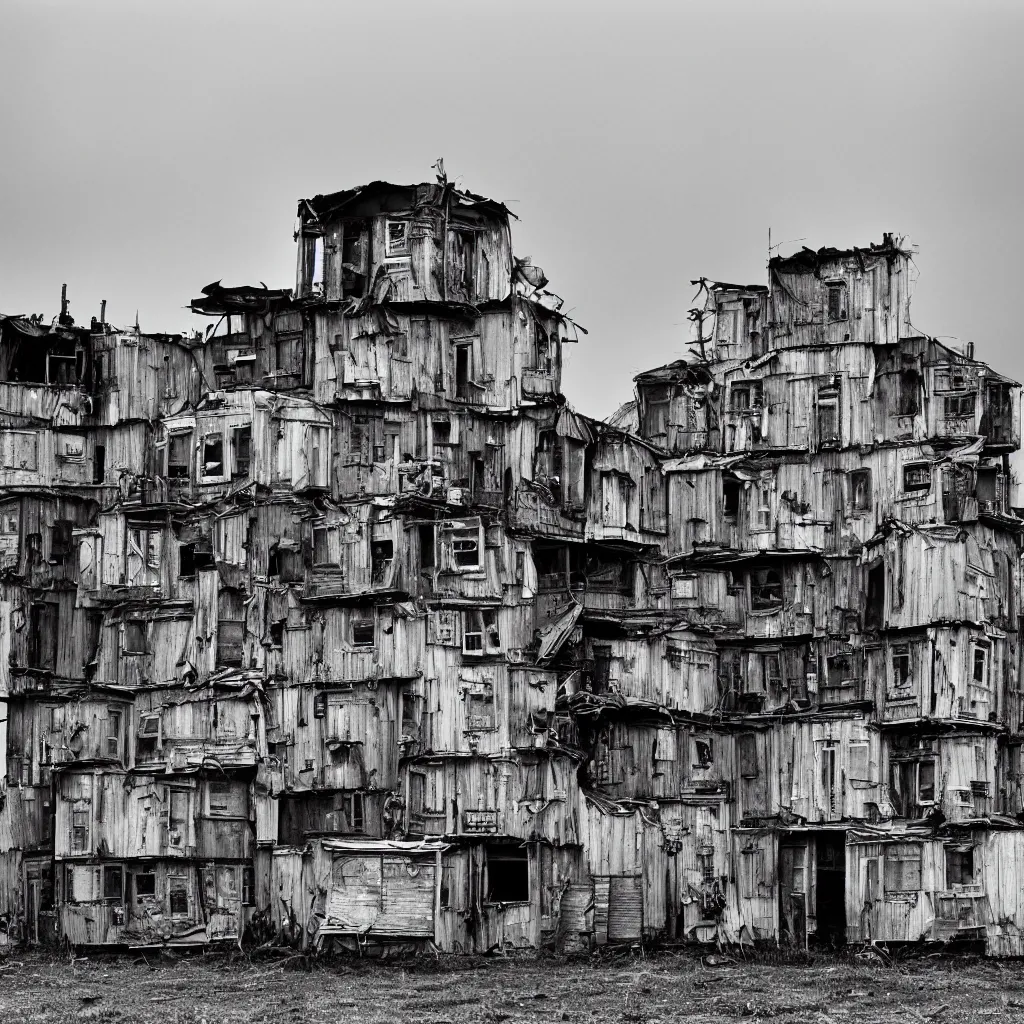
[59,283,73,326]
[100,299,106,325]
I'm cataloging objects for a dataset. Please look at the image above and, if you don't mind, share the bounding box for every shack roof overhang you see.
[299,180,513,223]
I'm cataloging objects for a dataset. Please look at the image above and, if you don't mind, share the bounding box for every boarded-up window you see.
[217,590,245,667]
[124,620,147,654]
[827,283,847,321]
[738,734,759,778]
[466,690,496,731]
[208,781,246,818]
[848,742,870,781]
[641,467,667,532]
[168,876,189,916]
[884,843,922,892]
[0,430,38,470]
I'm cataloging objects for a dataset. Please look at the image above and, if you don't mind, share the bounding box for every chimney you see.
[100,299,106,325]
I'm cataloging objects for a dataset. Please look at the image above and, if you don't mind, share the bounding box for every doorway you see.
[815,833,846,944]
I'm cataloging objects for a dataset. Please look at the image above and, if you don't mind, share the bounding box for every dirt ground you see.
[2,947,1024,1024]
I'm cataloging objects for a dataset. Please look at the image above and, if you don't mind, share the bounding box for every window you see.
[178,541,214,578]
[890,759,936,816]
[351,613,374,649]
[0,430,38,470]
[749,569,783,610]
[371,539,394,584]
[671,575,698,600]
[168,876,189,916]
[486,845,529,903]
[738,734,759,778]
[730,380,763,410]
[945,393,976,421]
[167,432,191,478]
[945,846,975,887]
[693,738,713,768]
[817,398,839,447]
[71,808,90,853]
[723,478,740,519]
[201,432,224,479]
[455,342,474,400]
[124,620,147,654]
[467,691,496,731]
[126,525,162,587]
[275,332,303,377]
[28,601,58,670]
[102,865,124,904]
[231,425,251,477]
[884,843,922,892]
[849,469,871,512]
[827,283,847,321]
[463,609,502,656]
[138,713,162,743]
[972,642,990,688]
[168,788,189,844]
[903,463,931,493]
[848,742,870,782]
[312,525,337,567]
[241,866,255,906]
[208,781,245,818]
[134,873,156,900]
[898,358,921,416]
[753,482,772,530]
[762,653,782,692]
[386,219,410,257]
[444,521,483,571]
[891,644,911,687]
[50,519,73,565]
[105,709,122,759]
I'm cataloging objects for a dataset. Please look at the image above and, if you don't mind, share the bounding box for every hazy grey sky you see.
[2,0,1023,419]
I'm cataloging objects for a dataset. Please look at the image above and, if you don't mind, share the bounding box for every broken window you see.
[386,219,410,257]
[849,469,871,512]
[178,541,214,578]
[945,845,975,887]
[749,569,783,610]
[884,843,922,892]
[891,644,911,687]
[898,357,921,416]
[351,613,374,649]
[231,425,251,477]
[890,759,935,816]
[463,609,502,656]
[816,396,840,448]
[486,845,529,903]
[200,432,224,479]
[167,432,191,478]
[443,520,484,571]
[826,283,847,321]
[693,738,713,768]
[123,620,147,655]
[903,463,931,493]
[208,781,245,818]
[126,524,162,587]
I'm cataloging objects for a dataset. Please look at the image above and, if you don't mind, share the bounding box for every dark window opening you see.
[945,846,974,886]
[92,444,105,484]
[167,432,191,478]
[730,380,763,410]
[124,620,147,655]
[352,615,374,648]
[418,524,435,570]
[50,519,73,565]
[827,284,847,321]
[28,602,58,670]
[371,540,394,584]
[201,433,224,478]
[178,541,214,578]
[103,865,124,903]
[168,879,189,915]
[749,569,783,610]
[865,562,885,631]
[268,543,303,582]
[455,343,472,401]
[892,644,911,686]
[899,359,921,416]
[231,425,251,477]
[134,873,156,899]
[723,478,740,518]
[486,845,529,903]
[945,393,976,421]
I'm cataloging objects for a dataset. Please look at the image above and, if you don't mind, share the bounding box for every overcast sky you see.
[1,0,1022,419]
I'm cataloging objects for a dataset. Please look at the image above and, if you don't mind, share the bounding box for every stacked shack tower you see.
[1,181,1023,953]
